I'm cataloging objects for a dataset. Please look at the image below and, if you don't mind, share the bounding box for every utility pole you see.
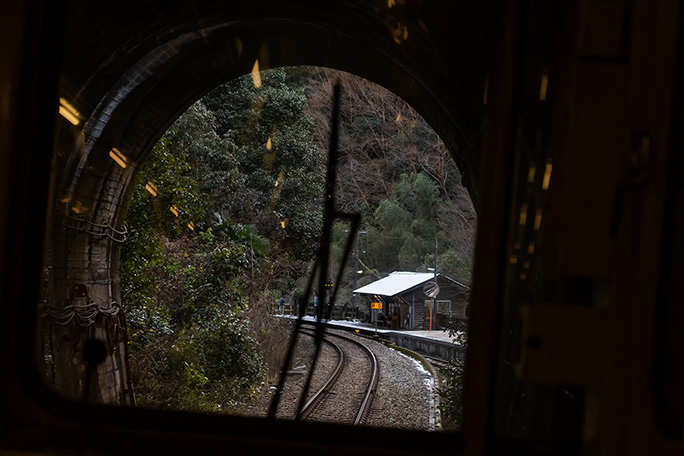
[352,230,366,319]
[433,237,437,330]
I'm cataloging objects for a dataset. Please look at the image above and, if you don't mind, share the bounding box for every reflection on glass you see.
[109,147,127,168]
[274,170,284,187]
[538,69,549,101]
[519,203,528,225]
[145,182,158,196]
[71,201,86,214]
[542,161,552,190]
[391,22,409,44]
[533,209,542,231]
[251,59,262,88]
[58,97,81,125]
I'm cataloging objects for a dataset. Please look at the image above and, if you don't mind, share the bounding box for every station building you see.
[354,271,469,330]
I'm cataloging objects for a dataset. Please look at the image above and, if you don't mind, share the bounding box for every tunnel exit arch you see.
[47,1,492,403]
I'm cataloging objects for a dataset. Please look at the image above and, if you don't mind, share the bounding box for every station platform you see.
[283,316,463,362]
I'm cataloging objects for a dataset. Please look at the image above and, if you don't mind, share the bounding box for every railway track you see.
[296,328,379,425]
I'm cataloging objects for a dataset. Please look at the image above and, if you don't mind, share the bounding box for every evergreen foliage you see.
[120,66,475,415]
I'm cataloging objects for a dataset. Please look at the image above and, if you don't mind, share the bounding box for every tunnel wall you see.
[47,0,492,403]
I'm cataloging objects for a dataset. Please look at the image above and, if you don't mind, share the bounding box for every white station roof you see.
[353,271,437,297]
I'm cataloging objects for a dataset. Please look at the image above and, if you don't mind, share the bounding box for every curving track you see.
[295,329,379,425]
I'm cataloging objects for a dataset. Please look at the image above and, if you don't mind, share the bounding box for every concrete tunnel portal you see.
[47,1,492,403]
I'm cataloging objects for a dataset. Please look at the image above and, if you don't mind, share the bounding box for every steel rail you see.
[353,337,379,425]
[296,331,345,420]
[299,327,379,425]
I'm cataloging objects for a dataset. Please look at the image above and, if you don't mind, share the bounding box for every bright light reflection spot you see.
[280,218,288,229]
[109,148,127,169]
[59,97,81,125]
[396,113,402,122]
[188,222,195,231]
[527,166,535,183]
[251,59,262,88]
[266,137,272,150]
[542,161,553,190]
[145,182,158,196]
[170,206,179,217]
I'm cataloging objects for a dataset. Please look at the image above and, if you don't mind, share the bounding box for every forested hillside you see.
[120,67,475,412]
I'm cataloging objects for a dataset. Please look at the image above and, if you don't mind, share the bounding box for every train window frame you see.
[2,3,490,456]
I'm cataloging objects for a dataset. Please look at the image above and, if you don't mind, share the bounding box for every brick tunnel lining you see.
[48,1,491,403]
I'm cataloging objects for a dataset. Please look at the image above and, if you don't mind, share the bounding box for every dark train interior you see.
[2,1,684,455]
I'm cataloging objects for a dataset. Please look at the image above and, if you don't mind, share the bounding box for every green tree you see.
[203,69,324,259]
[363,172,442,272]
[121,130,265,412]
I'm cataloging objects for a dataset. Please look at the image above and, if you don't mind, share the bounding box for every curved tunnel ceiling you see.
[55,0,492,213]
[46,0,494,402]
